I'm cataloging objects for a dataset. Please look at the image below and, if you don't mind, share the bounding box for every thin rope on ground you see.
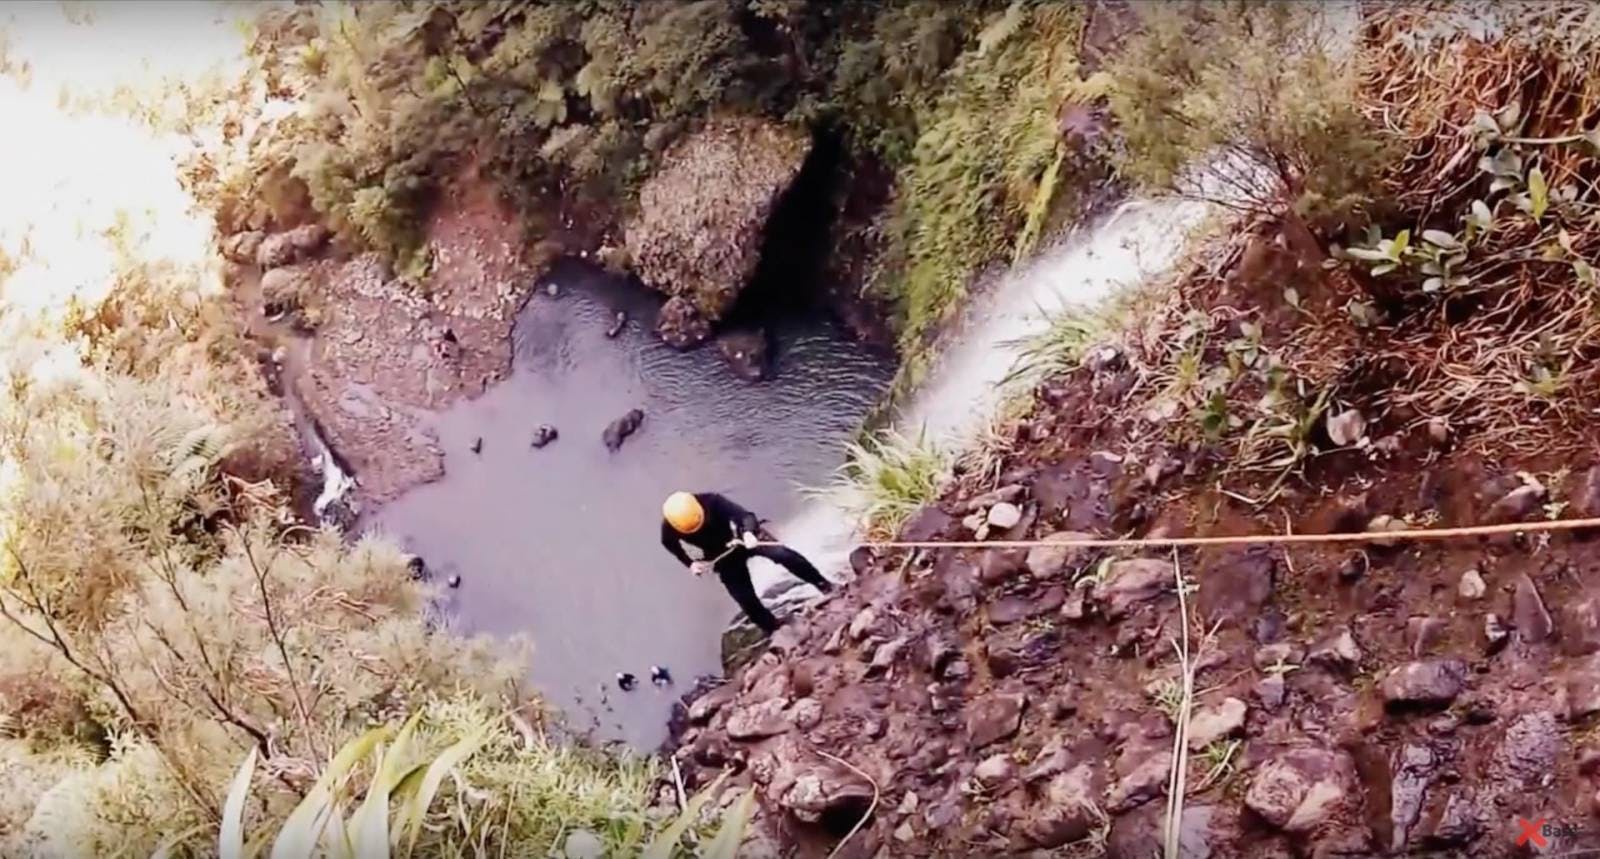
[760,515,1600,553]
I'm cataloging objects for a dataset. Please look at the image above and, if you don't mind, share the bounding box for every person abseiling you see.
[660,491,833,633]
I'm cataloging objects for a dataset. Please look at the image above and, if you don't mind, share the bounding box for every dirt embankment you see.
[673,223,1600,858]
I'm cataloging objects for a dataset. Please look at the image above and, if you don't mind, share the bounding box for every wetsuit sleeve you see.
[704,493,760,537]
[660,521,693,567]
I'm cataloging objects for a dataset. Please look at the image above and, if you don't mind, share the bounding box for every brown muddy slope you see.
[674,229,1600,858]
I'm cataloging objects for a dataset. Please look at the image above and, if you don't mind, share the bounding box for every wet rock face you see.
[601,408,645,451]
[717,329,770,381]
[625,117,811,331]
[666,368,1600,857]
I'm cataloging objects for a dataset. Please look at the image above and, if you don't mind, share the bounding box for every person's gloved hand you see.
[689,561,712,577]
[741,531,759,550]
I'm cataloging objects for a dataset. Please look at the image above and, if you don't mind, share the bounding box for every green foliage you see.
[211,1,1093,358]
[215,711,480,859]
[212,701,754,859]
[871,3,1098,355]
[827,428,950,537]
[823,1,971,164]
[1106,1,1390,220]
[213,0,806,259]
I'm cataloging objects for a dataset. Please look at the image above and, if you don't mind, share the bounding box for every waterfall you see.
[760,193,1218,595]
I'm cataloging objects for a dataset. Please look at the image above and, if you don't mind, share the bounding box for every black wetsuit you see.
[660,492,833,632]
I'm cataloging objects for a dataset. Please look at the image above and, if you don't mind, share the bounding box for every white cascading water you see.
[758,193,1219,595]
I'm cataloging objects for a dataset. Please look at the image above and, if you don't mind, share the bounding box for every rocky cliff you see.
[227,166,537,506]
[672,223,1600,858]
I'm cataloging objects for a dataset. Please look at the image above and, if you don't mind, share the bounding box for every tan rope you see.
[760,515,1600,553]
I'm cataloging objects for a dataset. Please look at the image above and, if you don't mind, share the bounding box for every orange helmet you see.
[663,491,704,533]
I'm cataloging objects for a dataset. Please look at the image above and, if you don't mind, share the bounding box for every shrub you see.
[0,334,518,842]
[209,700,753,859]
[1106,1,1390,221]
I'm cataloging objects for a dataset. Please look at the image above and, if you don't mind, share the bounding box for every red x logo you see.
[1516,817,1549,850]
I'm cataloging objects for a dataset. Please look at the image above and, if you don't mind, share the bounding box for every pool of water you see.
[366,260,892,748]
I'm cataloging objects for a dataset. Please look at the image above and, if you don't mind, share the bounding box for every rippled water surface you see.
[369,261,892,748]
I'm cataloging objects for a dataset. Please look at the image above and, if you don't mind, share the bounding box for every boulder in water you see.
[655,297,714,350]
[718,329,770,382]
[601,409,645,452]
[531,424,559,448]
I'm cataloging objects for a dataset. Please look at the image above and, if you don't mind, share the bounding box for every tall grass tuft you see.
[1004,281,1158,387]
[826,429,950,538]
[208,706,756,859]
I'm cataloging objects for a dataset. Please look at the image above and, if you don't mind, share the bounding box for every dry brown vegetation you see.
[1015,1,1600,505]
[1351,1,1600,457]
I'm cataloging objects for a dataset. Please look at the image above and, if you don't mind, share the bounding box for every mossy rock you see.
[625,116,811,322]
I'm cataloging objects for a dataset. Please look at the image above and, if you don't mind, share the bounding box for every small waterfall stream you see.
[766,194,1218,593]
